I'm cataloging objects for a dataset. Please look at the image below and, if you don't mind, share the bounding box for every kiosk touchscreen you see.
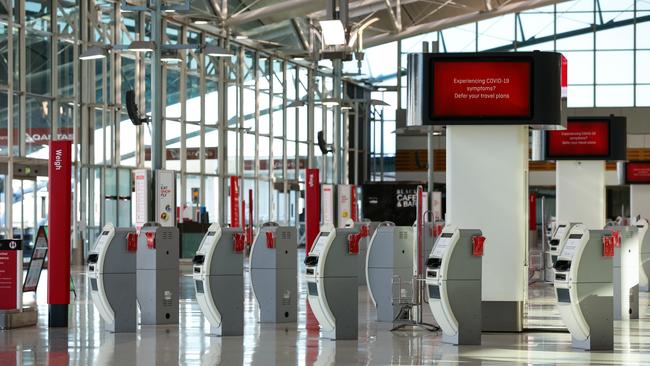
[605,224,640,320]
[136,224,180,325]
[425,226,483,345]
[365,223,413,323]
[249,223,297,323]
[549,223,578,265]
[554,225,613,350]
[193,224,244,336]
[638,219,650,292]
[305,224,361,340]
[88,224,138,333]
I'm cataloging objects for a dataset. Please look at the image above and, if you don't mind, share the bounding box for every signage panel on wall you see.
[624,161,650,184]
[544,116,627,161]
[362,183,438,226]
[407,52,566,126]
[0,239,22,310]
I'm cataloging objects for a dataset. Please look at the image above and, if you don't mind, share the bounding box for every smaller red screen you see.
[547,120,610,158]
[431,60,532,119]
[626,162,650,184]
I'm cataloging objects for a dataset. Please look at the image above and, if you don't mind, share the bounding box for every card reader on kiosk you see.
[365,222,413,322]
[425,226,483,345]
[554,224,614,350]
[605,224,640,320]
[638,219,650,292]
[88,224,138,333]
[305,223,362,340]
[549,223,579,265]
[249,223,297,323]
[136,224,180,325]
[193,223,244,336]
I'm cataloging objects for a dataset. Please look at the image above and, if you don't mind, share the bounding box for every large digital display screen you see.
[546,120,610,159]
[544,116,627,161]
[625,162,650,184]
[431,60,532,120]
[407,52,565,126]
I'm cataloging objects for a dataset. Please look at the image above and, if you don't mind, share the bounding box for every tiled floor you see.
[2,258,650,365]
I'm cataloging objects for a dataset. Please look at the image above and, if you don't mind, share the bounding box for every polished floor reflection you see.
[2,257,650,365]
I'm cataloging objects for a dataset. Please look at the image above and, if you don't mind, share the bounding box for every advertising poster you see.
[362,183,427,226]
[305,169,320,253]
[134,169,149,229]
[230,176,240,228]
[156,170,176,227]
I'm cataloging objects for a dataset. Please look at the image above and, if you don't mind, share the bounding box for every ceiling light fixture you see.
[161,49,182,63]
[203,45,233,57]
[321,98,340,107]
[79,45,108,60]
[128,40,155,53]
[319,20,346,46]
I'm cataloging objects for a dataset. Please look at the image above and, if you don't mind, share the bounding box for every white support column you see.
[446,125,528,332]
[630,185,650,220]
[556,161,606,229]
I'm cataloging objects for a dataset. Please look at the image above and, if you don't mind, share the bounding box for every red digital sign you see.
[546,120,610,158]
[431,60,532,119]
[626,162,650,184]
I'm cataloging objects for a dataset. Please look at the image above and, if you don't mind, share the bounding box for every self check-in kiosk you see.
[88,224,138,333]
[305,224,362,340]
[549,223,579,265]
[365,223,413,323]
[137,224,180,325]
[606,225,640,320]
[554,225,614,350]
[638,219,650,292]
[249,223,297,323]
[193,223,244,336]
[425,226,483,345]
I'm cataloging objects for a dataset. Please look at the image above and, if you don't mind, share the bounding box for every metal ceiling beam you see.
[364,0,568,48]
[226,0,323,26]
[309,0,421,20]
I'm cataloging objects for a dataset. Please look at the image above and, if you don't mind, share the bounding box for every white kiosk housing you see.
[249,223,297,323]
[365,223,413,322]
[426,226,483,345]
[305,224,361,340]
[638,219,650,292]
[605,225,640,320]
[88,224,137,333]
[554,224,613,350]
[549,222,579,265]
[193,224,244,336]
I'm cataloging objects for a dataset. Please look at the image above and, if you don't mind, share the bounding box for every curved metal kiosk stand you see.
[365,223,413,323]
[606,225,640,320]
[638,219,650,292]
[554,225,613,351]
[250,223,297,323]
[425,226,483,345]
[88,224,137,333]
[305,224,361,340]
[193,223,244,336]
[137,224,180,325]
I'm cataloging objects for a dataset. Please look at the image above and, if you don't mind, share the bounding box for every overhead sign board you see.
[624,161,650,184]
[544,117,627,161]
[407,52,566,126]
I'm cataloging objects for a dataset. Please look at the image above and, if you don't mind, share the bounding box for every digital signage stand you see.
[544,117,627,230]
[408,51,567,332]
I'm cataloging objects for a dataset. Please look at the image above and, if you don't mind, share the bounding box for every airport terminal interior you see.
[3,0,650,365]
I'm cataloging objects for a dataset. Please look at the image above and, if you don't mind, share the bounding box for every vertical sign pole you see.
[48,140,72,327]
[305,169,320,253]
[230,176,240,228]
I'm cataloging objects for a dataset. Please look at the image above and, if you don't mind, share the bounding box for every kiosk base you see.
[0,307,38,330]
[481,301,523,332]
